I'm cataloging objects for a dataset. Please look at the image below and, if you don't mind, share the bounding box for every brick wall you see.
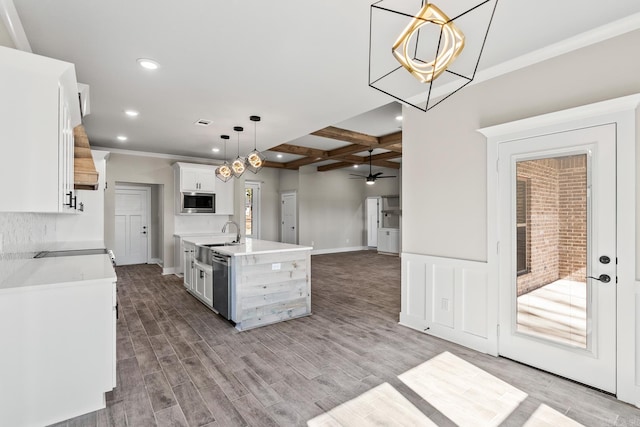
[558,155,587,282]
[515,155,587,296]
[516,158,560,295]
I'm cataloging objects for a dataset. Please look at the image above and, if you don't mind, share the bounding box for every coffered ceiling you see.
[10,0,640,171]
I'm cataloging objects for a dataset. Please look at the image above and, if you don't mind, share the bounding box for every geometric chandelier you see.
[369,0,499,111]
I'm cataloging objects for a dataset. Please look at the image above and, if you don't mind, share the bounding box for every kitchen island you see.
[182,237,312,331]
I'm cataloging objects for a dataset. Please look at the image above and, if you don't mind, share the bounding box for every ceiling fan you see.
[350,149,396,185]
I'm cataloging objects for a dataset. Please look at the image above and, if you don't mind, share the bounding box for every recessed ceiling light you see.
[125,110,139,117]
[212,148,220,153]
[117,135,128,142]
[137,58,160,70]
[276,154,283,159]
[395,115,403,121]
[353,164,359,168]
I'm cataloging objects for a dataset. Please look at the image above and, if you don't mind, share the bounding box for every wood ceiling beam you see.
[264,128,403,170]
[379,131,402,146]
[372,160,401,169]
[316,162,354,172]
[317,158,401,172]
[263,160,285,169]
[370,151,402,161]
[269,143,326,158]
[283,157,323,169]
[312,126,378,146]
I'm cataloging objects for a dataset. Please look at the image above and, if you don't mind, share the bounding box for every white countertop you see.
[0,252,116,293]
[184,237,312,257]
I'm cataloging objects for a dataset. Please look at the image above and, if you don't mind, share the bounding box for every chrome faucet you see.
[222,220,241,244]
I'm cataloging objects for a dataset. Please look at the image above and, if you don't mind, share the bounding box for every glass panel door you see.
[514,154,588,348]
[497,123,616,392]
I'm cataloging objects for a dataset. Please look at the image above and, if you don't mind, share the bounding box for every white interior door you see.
[366,197,380,247]
[115,187,150,266]
[498,124,616,392]
[281,192,297,244]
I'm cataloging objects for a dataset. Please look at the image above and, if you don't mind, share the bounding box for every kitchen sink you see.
[201,242,240,247]
[196,242,240,264]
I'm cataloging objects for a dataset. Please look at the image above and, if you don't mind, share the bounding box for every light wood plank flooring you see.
[51,251,638,426]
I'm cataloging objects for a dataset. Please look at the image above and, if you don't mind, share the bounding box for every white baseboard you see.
[161,267,175,275]
[311,246,370,255]
[150,258,163,265]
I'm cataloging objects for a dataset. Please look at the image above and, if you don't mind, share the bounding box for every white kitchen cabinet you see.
[0,255,116,427]
[378,228,400,254]
[215,178,235,215]
[194,261,213,306]
[177,163,216,193]
[0,46,81,213]
[183,241,196,289]
[173,162,234,215]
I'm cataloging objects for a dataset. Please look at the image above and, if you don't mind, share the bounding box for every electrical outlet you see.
[272,263,281,271]
[346,238,350,244]
[311,241,314,246]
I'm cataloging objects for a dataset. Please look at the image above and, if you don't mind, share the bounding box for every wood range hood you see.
[72,125,99,190]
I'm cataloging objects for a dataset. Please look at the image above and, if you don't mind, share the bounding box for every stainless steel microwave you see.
[181,192,215,213]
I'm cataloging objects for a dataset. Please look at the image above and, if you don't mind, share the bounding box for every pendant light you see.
[215,135,232,182]
[245,115,265,173]
[231,126,246,178]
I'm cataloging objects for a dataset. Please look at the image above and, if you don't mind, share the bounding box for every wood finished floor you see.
[51,251,639,427]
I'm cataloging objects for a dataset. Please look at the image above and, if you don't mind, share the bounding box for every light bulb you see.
[247,152,263,168]
[232,158,245,175]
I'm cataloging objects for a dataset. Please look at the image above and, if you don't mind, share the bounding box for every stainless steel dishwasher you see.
[210,251,231,320]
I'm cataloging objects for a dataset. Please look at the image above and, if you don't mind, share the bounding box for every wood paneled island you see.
[182,237,312,331]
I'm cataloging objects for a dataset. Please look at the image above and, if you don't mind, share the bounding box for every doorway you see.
[115,185,151,265]
[281,191,297,244]
[366,197,381,247]
[497,124,616,392]
[245,181,261,239]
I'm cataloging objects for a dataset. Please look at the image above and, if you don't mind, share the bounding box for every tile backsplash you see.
[0,212,58,261]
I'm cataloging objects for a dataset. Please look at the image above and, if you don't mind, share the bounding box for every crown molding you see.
[408,12,640,106]
[91,146,223,165]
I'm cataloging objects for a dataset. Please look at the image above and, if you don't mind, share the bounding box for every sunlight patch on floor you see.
[398,352,528,426]
[307,382,437,427]
[517,279,586,347]
[523,404,584,427]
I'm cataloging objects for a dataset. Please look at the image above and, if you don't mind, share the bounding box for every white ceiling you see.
[12,0,640,162]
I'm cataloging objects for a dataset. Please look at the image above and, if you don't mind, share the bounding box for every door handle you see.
[587,274,611,283]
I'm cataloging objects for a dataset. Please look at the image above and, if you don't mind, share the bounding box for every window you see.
[244,181,261,238]
[516,178,529,275]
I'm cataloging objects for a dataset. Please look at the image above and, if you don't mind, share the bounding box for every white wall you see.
[104,153,176,267]
[403,29,640,262]
[401,29,640,405]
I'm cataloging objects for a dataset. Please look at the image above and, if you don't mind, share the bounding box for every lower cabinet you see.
[378,228,400,254]
[183,242,196,289]
[0,278,116,427]
[194,261,213,306]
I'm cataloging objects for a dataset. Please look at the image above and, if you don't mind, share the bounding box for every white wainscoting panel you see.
[433,265,455,328]
[462,270,489,338]
[400,253,495,354]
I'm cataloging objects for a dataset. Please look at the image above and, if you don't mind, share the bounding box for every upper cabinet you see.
[173,162,234,215]
[0,47,81,213]
[180,166,216,193]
